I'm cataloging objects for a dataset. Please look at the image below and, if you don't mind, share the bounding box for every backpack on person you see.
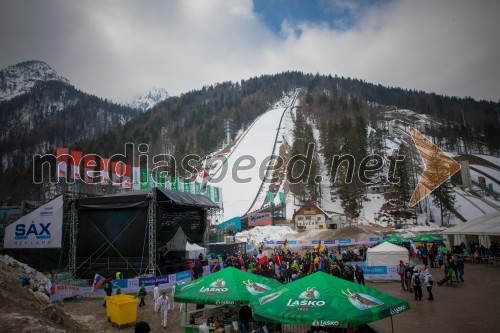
[414,275,421,286]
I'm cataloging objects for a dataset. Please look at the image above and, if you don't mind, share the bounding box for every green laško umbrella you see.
[249,271,410,328]
[412,233,443,243]
[174,266,281,306]
[382,235,410,244]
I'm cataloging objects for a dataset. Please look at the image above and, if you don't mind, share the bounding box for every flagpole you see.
[391,315,394,333]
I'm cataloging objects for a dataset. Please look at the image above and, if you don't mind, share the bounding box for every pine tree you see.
[393,143,413,207]
[431,180,455,226]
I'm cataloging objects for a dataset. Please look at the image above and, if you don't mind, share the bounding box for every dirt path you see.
[63,261,500,332]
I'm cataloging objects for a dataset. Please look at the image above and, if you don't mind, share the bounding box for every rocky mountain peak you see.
[129,87,169,111]
[0,60,70,102]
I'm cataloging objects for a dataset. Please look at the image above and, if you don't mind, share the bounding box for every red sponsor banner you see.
[83,155,96,183]
[56,148,69,179]
[111,161,122,185]
[70,151,82,180]
[122,164,132,189]
[100,158,110,184]
[248,211,272,227]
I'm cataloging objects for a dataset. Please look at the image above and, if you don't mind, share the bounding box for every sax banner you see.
[3,196,63,249]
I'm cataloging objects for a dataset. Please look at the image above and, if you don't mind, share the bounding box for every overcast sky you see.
[1,0,498,103]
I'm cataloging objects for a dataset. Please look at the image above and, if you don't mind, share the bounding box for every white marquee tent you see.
[168,228,207,259]
[185,242,206,260]
[441,212,500,248]
[366,241,410,266]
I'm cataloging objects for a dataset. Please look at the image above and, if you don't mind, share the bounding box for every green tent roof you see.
[412,233,443,242]
[249,271,411,328]
[381,235,410,244]
[174,266,282,306]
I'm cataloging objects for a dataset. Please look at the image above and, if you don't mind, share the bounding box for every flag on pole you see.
[199,169,210,193]
[410,240,421,260]
[88,273,105,299]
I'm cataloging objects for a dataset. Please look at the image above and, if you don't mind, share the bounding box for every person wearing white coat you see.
[156,291,170,329]
[153,283,160,312]
[170,282,177,309]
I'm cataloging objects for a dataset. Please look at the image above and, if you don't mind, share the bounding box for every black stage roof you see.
[77,188,218,210]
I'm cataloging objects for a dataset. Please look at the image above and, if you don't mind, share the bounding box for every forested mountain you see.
[0,66,498,205]
[0,61,140,202]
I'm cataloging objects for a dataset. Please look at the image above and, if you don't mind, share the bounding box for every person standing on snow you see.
[156,291,170,329]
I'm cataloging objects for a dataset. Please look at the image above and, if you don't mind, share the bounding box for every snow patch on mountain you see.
[0,61,69,102]
[129,87,169,111]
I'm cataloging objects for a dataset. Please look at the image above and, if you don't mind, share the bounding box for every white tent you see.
[365,242,410,280]
[441,212,500,248]
[366,241,410,267]
[167,228,207,259]
[185,242,206,260]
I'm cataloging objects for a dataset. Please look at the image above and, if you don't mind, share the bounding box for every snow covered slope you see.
[210,90,299,219]
[0,61,69,102]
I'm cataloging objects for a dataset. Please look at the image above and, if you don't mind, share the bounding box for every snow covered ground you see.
[210,90,299,220]
[470,170,498,193]
[474,154,500,167]
[235,225,297,244]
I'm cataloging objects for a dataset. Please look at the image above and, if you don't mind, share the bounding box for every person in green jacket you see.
[437,266,454,286]
[138,284,147,307]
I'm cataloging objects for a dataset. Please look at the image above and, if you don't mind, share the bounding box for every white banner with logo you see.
[3,196,63,249]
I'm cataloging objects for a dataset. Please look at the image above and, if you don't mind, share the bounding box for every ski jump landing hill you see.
[210,90,300,221]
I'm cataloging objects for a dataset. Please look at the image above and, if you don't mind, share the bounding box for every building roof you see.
[441,212,500,236]
[293,202,330,219]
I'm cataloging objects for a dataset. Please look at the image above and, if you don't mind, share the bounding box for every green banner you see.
[214,187,220,203]
[171,176,178,190]
[195,182,201,195]
[140,169,150,189]
[278,192,285,202]
[158,172,166,188]
[206,185,212,199]
[184,179,191,193]
[266,191,274,202]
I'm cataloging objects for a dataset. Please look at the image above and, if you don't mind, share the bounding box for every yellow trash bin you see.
[105,294,138,328]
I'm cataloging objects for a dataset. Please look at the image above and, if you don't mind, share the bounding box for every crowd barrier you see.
[245,237,383,252]
[50,265,210,302]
